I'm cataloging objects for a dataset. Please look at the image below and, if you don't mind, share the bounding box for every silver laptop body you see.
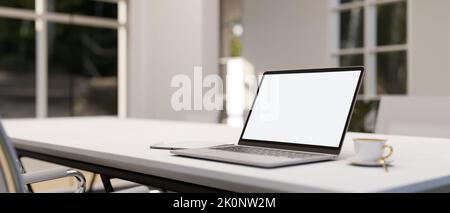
[172,67,364,168]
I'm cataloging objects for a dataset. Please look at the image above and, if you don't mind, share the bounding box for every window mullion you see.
[35,0,48,118]
[118,0,128,118]
[329,0,340,67]
[364,0,377,98]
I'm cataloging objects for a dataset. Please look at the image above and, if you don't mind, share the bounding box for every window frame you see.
[329,0,409,100]
[0,0,128,118]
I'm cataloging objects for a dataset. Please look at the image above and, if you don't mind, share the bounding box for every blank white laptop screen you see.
[242,71,361,148]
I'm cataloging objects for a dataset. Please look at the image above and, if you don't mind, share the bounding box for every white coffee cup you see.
[353,138,394,163]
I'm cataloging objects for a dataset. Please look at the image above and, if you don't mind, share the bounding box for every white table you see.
[4,117,450,192]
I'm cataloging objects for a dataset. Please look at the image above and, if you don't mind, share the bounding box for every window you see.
[48,23,118,116]
[331,0,408,132]
[49,0,118,18]
[0,18,36,118]
[0,0,34,9]
[0,0,128,118]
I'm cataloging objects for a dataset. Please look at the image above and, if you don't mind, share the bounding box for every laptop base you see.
[171,145,337,168]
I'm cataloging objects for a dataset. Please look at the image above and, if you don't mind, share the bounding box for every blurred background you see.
[1,0,450,192]
[0,0,448,132]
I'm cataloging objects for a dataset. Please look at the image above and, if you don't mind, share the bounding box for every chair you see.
[375,96,450,138]
[18,159,150,193]
[0,119,86,193]
[1,118,153,193]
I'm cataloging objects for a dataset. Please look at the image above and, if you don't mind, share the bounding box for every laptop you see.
[172,67,364,168]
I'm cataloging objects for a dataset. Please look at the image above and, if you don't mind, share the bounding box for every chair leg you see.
[100,174,114,192]
[87,173,97,193]
[18,156,34,193]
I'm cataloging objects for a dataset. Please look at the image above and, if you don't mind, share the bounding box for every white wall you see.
[128,0,220,122]
[409,0,450,96]
[241,0,329,74]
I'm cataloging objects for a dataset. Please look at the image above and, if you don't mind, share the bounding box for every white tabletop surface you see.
[3,117,450,193]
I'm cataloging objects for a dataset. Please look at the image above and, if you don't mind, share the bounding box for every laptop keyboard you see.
[211,146,323,159]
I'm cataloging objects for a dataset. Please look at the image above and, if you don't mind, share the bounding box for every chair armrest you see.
[22,167,86,193]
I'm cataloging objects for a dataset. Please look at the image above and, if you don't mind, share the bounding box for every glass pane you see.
[48,23,117,117]
[48,0,117,19]
[0,0,34,9]
[377,51,407,94]
[340,9,364,49]
[339,54,363,67]
[377,2,407,46]
[0,18,35,118]
[340,0,363,4]
[348,100,379,133]
[339,54,364,94]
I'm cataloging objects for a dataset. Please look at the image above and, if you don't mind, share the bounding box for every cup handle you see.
[381,144,394,160]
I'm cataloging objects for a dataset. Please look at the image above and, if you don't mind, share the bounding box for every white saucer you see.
[348,157,394,167]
